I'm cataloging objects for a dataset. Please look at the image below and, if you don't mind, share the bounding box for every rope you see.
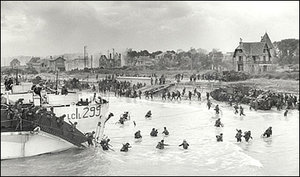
[1,119,16,123]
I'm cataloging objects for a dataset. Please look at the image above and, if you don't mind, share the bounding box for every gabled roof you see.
[99,55,108,60]
[239,42,268,56]
[49,56,66,62]
[261,32,274,49]
[11,58,20,63]
[28,57,40,63]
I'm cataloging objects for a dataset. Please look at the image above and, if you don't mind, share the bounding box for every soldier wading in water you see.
[120,143,131,152]
[179,140,189,149]
[156,139,169,149]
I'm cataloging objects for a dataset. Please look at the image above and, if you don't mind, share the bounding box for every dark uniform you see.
[85,131,95,146]
[214,118,223,127]
[150,128,158,137]
[263,127,272,138]
[162,127,169,135]
[120,143,131,152]
[243,131,253,142]
[216,133,223,142]
[179,140,189,149]
[156,140,168,149]
[235,129,243,142]
[134,130,142,139]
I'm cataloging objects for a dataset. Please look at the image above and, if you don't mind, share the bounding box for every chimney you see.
[91,55,93,68]
[84,46,88,68]
[239,38,243,44]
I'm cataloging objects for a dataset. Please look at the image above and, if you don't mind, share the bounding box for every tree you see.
[208,49,223,70]
[150,51,163,58]
[274,39,299,65]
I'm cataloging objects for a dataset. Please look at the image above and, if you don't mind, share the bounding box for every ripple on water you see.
[1,96,298,176]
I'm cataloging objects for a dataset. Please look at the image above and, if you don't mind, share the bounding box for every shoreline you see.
[173,78,299,96]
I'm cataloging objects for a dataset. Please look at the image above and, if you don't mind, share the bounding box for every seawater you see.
[1,96,299,176]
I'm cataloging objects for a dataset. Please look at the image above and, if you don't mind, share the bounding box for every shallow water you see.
[1,96,299,176]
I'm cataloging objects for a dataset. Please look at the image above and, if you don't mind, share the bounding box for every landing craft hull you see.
[1,131,81,160]
[1,88,110,160]
[53,103,109,134]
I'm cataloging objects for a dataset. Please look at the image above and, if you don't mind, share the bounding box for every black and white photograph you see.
[1,1,299,176]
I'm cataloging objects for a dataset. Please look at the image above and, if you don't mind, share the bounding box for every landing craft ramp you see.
[116,76,152,85]
[1,104,88,148]
[137,83,175,94]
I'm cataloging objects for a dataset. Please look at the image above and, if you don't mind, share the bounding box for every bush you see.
[250,71,299,80]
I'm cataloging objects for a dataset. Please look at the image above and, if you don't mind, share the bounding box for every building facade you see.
[10,59,21,68]
[65,57,85,71]
[26,57,42,72]
[233,33,275,73]
[49,56,66,71]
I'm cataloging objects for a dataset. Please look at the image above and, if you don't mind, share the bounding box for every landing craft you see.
[1,82,110,160]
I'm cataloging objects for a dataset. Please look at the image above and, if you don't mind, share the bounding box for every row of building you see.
[9,32,276,74]
[9,48,123,72]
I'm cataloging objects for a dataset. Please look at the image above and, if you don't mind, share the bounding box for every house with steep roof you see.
[49,56,66,71]
[26,57,41,72]
[233,33,275,73]
[10,58,21,68]
[136,56,155,67]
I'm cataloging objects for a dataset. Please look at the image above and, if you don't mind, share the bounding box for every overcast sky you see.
[1,1,299,59]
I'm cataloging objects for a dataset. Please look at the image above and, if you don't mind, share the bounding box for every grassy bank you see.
[251,71,299,80]
[179,78,299,95]
[23,69,299,95]
[227,78,299,94]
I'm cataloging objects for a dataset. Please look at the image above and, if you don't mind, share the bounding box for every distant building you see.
[39,58,50,72]
[65,57,85,71]
[10,58,20,68]
[222,52,234,71]
[26,57,41,72]
[155,52,176,61]
[98,51,121,68]
[211,52,224,71]
[98,55,108,68]
[49,56,66,71]
[233,33,275,73]
[136,56,155,67]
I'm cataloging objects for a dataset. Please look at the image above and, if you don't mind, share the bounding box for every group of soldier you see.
[93,109,189,151]
[150,75,167,85]
[160,87,204,101]
[212,95,276,143]
[97,78,146,98]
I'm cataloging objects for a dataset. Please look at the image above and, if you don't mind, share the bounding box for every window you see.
[252,56,256,62]
[238,64,243,71]
[263,56,266,62]
[239,56,243,62]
